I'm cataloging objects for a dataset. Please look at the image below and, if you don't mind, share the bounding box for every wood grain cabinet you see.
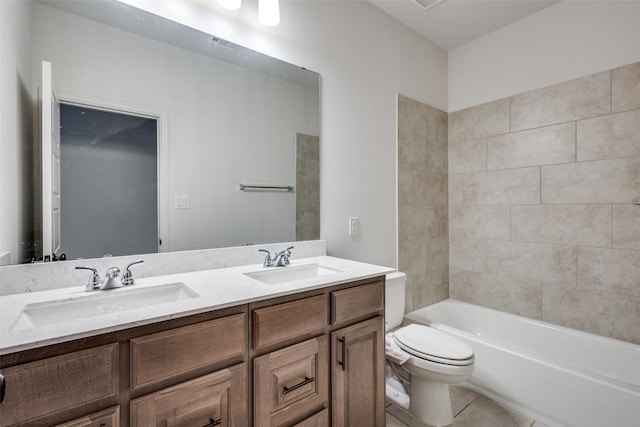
[0,274,385,427]
[130,363,247,426]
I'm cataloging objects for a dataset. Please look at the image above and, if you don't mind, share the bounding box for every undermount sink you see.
[10,282,198,331]
[244,263,342,285]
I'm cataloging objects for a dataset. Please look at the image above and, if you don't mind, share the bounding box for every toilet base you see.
[410,379,453,427]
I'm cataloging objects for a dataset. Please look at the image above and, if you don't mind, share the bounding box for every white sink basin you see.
[10,282,198,331]
[244,263,342,285]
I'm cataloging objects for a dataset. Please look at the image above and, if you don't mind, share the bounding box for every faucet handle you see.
[76,266,100,291]
[122,260,144,286]
[283,246,294,265]
[258,249,272,267]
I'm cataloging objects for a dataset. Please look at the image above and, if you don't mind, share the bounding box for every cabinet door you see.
[331,316,385,427]
[254,336,328,426]
[56,406,120,427]
[130,363,247,427]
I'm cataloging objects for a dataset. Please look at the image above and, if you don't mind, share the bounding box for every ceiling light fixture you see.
[258,0,280,26]
[218,0,241,11]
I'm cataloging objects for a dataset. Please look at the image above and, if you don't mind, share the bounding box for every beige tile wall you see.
[448,62,640,344]
[398,95,449,312]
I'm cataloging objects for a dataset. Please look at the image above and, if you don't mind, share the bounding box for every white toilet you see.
[385,272,474,427]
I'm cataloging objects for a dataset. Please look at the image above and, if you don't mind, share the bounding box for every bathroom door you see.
[41,60,61,261]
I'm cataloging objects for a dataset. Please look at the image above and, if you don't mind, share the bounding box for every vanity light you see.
[218,0,241,11]
[258,0,280,26]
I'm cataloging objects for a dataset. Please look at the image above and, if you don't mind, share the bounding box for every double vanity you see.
[0,256,392,426]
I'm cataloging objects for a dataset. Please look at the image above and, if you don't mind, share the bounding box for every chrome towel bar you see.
[239,184,294,192]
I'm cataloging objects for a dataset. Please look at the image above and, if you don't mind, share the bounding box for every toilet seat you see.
[393,324,474,366]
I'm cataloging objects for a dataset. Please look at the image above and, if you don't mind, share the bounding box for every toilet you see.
[385,272,474,427]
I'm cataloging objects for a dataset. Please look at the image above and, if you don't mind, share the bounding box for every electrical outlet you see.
[349,217,359,236]
[175,195,190,209]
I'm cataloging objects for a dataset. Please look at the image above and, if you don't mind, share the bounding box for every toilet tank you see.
[385,271,406,331]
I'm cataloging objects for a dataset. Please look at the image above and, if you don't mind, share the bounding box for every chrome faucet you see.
[258,246,293,267]
[76,260,144,291]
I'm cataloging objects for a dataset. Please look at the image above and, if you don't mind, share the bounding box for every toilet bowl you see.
[385,272,475,427]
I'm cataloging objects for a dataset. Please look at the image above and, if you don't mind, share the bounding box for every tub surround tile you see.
[450,205,510,241]
[399,239,428,276]
[577,109,640,161]
[449,268,543,319]
[612,62,640,113]
[448,174,464,206]
[543,285,640,345]
[398,205,429,243]
[541,157,640,204]
[510,71,611,131]
[448,138,486,173]
[398,95,429,137]
[449,98,510,142]
[412,269,449,310]
[511,204,611,247]
[463,168,540,205]
[486,123,575,170]
[399,131,428,170]
[487,240,576,285]
[449,238,488,273]
[426,139,448,173]
[613,204,640,249]
[426,238,449,271]
[577,247,640,297]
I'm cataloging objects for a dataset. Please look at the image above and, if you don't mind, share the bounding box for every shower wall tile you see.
[449,98,510,142]
[448,138,486,173]
[511,204,611,247]
[398,95,428,137]
[487,240,576,285]
[398,205,428,243]
[413,268,449,310]
[449,238,488,273]
[448,174,464,206]
[543,285,640,344]
[577,247,640,297]
[426,139,448,173]
[398,239,427,276]
[449,268,543,319]
[612,62,640,113]
[463,168,540,205]
[449,205,510,241]
[613,204,640,250]
[398,131,427,170]
[486,123,575,170]
[577,109,640,161]
[510,71,611,131]
[426,237,449,272]
[541,157,640,204]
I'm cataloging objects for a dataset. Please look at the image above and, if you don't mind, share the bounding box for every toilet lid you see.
[393,324,474,366]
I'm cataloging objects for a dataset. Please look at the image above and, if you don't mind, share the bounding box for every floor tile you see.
[386,411,409,427]
[452,395,534,427]
[449,385,478,417]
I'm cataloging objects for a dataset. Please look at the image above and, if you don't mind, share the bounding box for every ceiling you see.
[369,0,560,51]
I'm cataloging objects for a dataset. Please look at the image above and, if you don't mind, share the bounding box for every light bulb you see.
[258,0,280,26]
[218,0,241,11]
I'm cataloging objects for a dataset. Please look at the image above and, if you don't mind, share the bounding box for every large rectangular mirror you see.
[1,0,320,265]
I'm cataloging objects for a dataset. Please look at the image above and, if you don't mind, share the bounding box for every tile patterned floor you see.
[386,385,550,427]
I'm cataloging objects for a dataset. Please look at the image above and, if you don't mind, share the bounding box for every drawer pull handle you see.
[203,417,221,427]
[338,336,346,371]
[0,373,5,404]
[282,376,316,394]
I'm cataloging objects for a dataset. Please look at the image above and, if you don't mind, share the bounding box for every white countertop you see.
[0,256,393,355]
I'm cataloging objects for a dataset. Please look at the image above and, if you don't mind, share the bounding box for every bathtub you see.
[404,299,640,427]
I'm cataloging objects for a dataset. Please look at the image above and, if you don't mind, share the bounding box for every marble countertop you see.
[0,256,393,355]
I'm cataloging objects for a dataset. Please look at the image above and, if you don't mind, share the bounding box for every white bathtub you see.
[404,299,640,427]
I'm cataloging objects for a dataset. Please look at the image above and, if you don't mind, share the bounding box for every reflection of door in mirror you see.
[57,103,159,260]
[41,60,61,262]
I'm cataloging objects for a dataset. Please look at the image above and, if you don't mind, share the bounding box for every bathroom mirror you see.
[1,0,320,265]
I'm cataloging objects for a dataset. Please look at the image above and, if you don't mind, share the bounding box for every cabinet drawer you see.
[331,281,384,324]
[130,313,246,389]
[0,344,118,426]
[293,408,329,427]
[254,336,328,426]
[253,295,327,350]
[56,406,120,427]
[130,363,247,427]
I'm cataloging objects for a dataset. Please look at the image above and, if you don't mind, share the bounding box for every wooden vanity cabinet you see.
[0,274,385,427]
